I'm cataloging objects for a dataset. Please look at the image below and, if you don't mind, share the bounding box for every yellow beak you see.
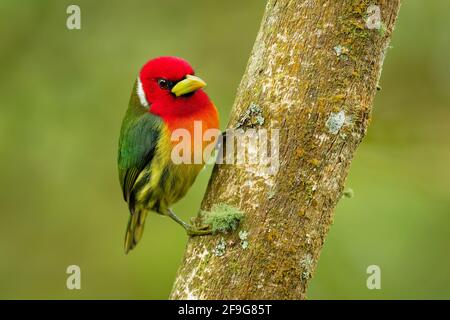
[171,75,207,97]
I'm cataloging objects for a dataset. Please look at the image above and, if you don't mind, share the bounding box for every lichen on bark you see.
[170,0,401,300]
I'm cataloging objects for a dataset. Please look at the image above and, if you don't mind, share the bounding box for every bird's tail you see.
[124,209,148,254]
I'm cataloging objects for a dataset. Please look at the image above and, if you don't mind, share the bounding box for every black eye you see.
[157,78,171,90]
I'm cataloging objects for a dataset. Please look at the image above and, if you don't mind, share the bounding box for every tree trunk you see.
[171,0,401,300]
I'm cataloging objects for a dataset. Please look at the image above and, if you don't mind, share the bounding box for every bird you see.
[118,56,219,253]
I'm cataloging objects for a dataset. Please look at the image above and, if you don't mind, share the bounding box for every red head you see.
[137,56,211,118]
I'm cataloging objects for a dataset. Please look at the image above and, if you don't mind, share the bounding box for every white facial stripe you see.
[137,77,149,107]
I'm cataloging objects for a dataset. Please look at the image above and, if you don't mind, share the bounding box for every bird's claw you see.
[186,225,212,237]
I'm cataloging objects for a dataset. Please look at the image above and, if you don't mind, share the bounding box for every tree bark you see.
[171,0,401,300]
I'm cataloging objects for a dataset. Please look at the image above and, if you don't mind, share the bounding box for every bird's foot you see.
[168,208,212,237]
[186,225,212,237]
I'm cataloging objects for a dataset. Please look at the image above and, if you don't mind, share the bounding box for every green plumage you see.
[118,84,163,253]
[118,102,161,205]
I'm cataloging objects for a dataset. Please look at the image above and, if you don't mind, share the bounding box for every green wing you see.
[118,110,162,204]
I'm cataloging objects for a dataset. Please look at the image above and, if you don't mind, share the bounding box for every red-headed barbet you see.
[118,57,219,253]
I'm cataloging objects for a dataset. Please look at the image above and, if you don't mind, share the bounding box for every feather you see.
[118,96,162,203]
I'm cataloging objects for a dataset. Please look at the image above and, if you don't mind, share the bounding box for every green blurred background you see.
[0,0,449,299]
